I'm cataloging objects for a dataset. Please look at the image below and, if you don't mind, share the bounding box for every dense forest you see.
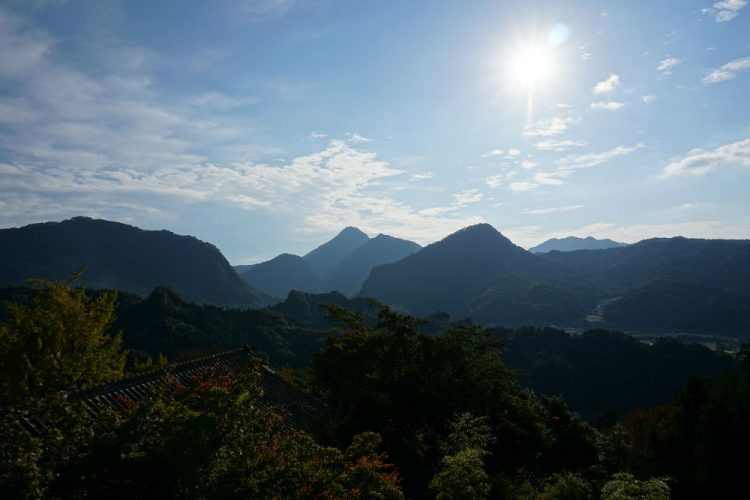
[1,279,748,498]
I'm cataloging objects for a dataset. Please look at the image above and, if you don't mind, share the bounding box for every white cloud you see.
[521,160,537,169]
[533,171,568,185]
[481,148,504,157]
[702,57,750,84]
[410,172,433,181]
[641,94,657,103]
[347,133,372,143]
[507,148,521,157]
[509,182,538,192]
[484,171,516,188]
[452,189,484,206]
[662,138,750,176]
[523,204,585,216]
[522,116,578,137]
[591,101,625,110]
[593,74,620,94]
[308,130,327,140]
[702,0,747,22]
[556,144,644,170]
[657,57,682,75]
[535,139,588,151]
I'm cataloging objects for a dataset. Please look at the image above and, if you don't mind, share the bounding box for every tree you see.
[601,472,669,500]
[0,274,125,405]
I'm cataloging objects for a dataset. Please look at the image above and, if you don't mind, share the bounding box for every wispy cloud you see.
[593,74,620,94]
[308,130,327,140]
[535,139,588,151]
[702,57,750,84]
[481,148,504,158]
[347,133,372,143]
[533,171,567,185]
[522,116,578,137]
[410,172,433,181]
[702,0,747,22]
[523,204,585,216]
[556,144,644,170]
[484,171,516,188]
[662,138,750,176]
[510,182,538,192]
[591,101,625,110]
[452,189,484,206]
[641,94,657,104]
[657,57,682,75]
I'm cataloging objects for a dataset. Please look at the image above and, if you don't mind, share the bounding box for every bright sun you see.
[508,44,553,89]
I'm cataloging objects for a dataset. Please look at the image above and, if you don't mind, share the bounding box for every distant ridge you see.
[241,253,322,299]
[529,236,626,253]
[0,217,269,308]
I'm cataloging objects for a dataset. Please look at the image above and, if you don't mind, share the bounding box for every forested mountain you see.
[529,236,626,253]
[539,236,750,293]
[0,217,269,308]
[324,234,421,296]
[495,326,736,417]
[303,226,369,278]
[603,280,750,334]
[359,223,589,324]
[240,253,322,299]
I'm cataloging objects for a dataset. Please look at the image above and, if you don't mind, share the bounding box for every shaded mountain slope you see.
[241,253,322,299]
[303,226,369,278]
[0,217,267,308]
[359,223,586,324]
[325,234,421,296]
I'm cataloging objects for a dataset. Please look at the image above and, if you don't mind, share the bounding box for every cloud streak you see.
[662,138,750,176]
[702,57,750,84]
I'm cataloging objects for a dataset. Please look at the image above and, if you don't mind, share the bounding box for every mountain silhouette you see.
[0,217,268,308]
[529,236,626,253]
[303,226,369,278]
[359,223,583,323]
[241,253,322,299]
[325,234,421,296]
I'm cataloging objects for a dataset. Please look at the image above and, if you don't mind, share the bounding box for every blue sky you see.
[1,0,749,263]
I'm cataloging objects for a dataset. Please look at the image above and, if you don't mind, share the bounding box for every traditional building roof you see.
[71,346,326,432]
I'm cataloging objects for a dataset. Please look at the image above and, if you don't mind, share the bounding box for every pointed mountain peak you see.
[443,223,514,247]
[340,226,367,235]
[303,227,370,278]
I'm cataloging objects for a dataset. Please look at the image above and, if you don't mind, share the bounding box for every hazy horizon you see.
[1,0,749,263]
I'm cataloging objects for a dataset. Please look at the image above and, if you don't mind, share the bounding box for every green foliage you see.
[601,473,670,500]
[536,472,594,500]
[0,276,125,405]
[314,305,593,497]
[430,448,491,500]
[429,413,495,500]
[0,367,403,499]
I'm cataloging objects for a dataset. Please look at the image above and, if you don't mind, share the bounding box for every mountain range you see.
[238,228,421,299]
[529,236,627,253]
[1,217,748,335]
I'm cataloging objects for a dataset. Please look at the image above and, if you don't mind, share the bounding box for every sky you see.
[1,0,749,264]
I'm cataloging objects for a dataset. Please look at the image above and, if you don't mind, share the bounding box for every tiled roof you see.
[70,346,326,432]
